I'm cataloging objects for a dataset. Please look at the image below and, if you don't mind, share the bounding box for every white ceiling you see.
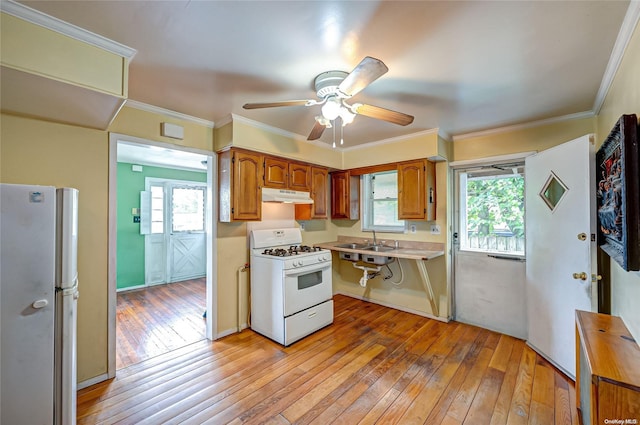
[16,1,635,147]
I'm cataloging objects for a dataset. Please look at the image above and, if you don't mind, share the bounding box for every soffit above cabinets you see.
[0,2,136,130]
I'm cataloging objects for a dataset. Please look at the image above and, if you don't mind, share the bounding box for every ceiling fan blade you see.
[243,100,314,109]
[352,103,414,126]
[338,56,389,97]
[307,120,326,140]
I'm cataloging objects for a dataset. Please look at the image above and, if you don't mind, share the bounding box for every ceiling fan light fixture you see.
[339,104,356,125]
[321,96,342,120]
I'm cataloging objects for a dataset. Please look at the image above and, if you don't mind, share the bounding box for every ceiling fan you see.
[243,57,414,143]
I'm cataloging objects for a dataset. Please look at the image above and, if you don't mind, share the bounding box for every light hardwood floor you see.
[116,278,206,369]
[83,294,578,424]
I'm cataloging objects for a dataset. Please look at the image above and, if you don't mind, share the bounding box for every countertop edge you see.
[314,241,445,261]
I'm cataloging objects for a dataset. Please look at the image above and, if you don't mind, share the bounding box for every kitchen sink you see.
[361,246,396,265]
[335,243,370,249]
[363,245,395,252]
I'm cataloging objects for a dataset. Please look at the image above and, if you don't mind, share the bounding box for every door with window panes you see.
[452,162,527,339]
[168,185,206,282]
[143,180,206,285]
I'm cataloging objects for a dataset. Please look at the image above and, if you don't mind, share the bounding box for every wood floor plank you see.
[489,339,526,425]
[506,343,537,424]
[77,294,580,425]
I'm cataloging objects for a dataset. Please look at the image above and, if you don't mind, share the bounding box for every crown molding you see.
[593,0,640,114]
[124,100,215,128]
[1,0,137,59]
[452,111,595,142]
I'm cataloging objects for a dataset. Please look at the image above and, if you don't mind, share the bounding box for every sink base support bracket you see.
[416,260,439,317]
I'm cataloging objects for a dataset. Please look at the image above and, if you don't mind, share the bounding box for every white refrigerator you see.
[1,183,79,425]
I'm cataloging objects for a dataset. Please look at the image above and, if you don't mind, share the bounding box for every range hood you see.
[262,188,313,204]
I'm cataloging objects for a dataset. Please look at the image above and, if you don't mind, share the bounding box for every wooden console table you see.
[575,310,640,425]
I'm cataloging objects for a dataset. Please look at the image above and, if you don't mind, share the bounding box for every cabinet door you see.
[310,167,328,218]
[233,150,262,220]
[331,171,359,220]
[263,156,288,189]
[398,159,427,220]
[289,163,311,192]
[296,166,328,220]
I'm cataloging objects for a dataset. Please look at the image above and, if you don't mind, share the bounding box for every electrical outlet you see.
[430,224,441,235]
[300,222,305,231]
[410,224,417,234]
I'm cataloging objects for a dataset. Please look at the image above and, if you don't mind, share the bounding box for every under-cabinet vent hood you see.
[262,188,313,204]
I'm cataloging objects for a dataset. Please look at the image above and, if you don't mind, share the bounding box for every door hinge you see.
[231,207,234,214]
[231,155,235,163]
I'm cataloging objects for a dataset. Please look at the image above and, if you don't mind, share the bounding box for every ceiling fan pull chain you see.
[332,120,336,148]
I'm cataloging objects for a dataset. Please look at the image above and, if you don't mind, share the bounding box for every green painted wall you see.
[116,162,206,290]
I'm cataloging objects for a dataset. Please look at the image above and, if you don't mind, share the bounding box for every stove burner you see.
[262,245,322,256]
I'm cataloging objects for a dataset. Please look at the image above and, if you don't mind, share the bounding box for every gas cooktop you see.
[262,245,323,257]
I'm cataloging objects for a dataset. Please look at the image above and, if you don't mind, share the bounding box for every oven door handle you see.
[284,261,331,277]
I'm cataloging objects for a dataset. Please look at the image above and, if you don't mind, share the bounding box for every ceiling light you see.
[339,106,355,125]
[321,96,342,120]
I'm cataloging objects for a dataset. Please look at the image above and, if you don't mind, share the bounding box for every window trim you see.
[361,171,407,233]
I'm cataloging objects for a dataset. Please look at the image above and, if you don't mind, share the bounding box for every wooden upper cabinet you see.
[397,159,436,221]
[296,166,328,220]
[264,157,311,192]
[288,163,311,192]
[331,171,359,220]
[218,148,262,222]
[263,156,289,189]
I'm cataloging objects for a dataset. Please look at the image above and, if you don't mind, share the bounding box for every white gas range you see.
[249,228,333,346]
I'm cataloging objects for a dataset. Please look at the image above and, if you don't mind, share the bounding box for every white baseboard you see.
[216,323,249,339]
[116,284,145,292]
[334,292,450,323]
[78,372,110,390]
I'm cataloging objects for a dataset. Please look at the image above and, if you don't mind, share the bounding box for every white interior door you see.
[525,134,597,379]
[453,165,527,339]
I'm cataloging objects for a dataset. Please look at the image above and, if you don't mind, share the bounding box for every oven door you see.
[283,261,332,317]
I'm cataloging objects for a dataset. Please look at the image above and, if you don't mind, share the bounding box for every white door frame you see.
[108,133,217,380]
[449,152,536,331]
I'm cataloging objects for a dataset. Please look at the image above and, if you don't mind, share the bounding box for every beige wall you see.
[595,22,640,341]
[1,113,110,382]
[452,116,596,160]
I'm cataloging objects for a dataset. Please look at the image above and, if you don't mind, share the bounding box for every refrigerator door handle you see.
[32,299,49,309]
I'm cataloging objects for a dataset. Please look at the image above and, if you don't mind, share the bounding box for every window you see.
[362,171,406,232]
[459,166,525,255]
[171,186,205,232]
[150,185,164,234]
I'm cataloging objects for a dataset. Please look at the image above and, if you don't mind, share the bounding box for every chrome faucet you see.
[372,230,378,246]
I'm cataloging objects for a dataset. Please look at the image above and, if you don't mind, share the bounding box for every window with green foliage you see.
[362,171,406,232]
[460,167,525,254]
